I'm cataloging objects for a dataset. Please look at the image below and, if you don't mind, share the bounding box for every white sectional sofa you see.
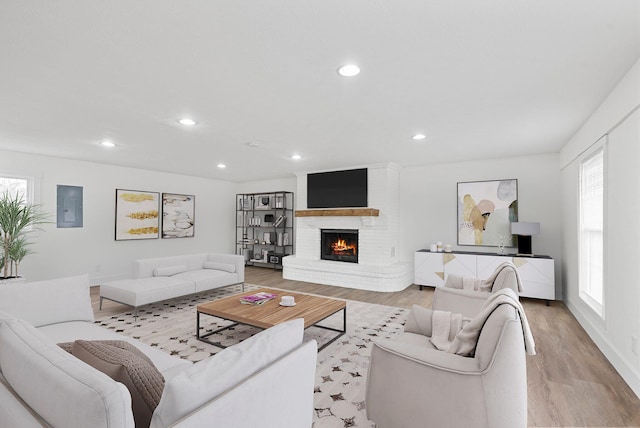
[0,274,317,428]
[101,253,245,316]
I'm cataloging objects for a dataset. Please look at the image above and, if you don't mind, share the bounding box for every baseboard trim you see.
[565,299,640,399]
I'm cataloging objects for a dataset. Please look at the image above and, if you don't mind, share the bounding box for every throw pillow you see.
[152,265,187,277]
[72,340,165,428]
[202,261,236,273]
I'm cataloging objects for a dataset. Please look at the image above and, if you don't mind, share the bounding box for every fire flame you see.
[331,239,357,255]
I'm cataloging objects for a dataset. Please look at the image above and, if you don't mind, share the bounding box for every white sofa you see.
[0,274,317,428]
[101,253,245,316]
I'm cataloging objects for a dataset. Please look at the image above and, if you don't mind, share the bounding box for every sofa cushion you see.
[71,340,165,428]
[173,269,239,293]
[150,318,304,428]
[202,261,236,273]
[152,265,187,277]
[0,317,134,428]
[0,274,94,327]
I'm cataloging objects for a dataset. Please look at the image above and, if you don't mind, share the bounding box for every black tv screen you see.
[307,168,368,208]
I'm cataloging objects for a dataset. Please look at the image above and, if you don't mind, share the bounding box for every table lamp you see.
[511,222,540,256]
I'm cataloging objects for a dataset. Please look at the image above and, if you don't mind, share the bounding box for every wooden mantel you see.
[295,208,380,217]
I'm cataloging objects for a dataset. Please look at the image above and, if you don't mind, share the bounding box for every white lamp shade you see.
[511,222,540,236]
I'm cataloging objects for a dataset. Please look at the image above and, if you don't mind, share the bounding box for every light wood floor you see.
[92,266,640,427]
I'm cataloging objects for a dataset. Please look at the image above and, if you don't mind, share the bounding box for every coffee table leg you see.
[316,307,347,352]
[196,311,201,339]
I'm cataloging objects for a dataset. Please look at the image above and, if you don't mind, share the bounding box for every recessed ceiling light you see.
[290,154,302,160]
[217,163,227,169]
[412,134,426,141]
[247,141,260,147]
[337,64,360,77]
[179,118,196,126]
[99,140,116,148]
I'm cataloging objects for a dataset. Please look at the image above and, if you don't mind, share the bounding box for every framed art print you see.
[162,193,195,238]
[115,189,160,240]
[457,179,518,246]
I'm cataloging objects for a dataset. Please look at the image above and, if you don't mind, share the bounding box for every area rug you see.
[95,284,409,427]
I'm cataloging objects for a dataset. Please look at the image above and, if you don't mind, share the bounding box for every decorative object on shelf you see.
[115,189,160,241]
[0,191,51,280]
[497,233,507,254]
[56,185,83,228]
[283,232,289,245]
[457,179,518,247]
[274,215,286,227]
[242,196,253,210]
[511,222,540,256]
[275,196,284,208]
[255,195,271,210]
[161,193,194,238]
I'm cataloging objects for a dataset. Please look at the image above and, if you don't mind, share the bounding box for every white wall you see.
[0,150,235,283]
[399,153,564,298]
[560,56,640,397]
[234,176,296,196]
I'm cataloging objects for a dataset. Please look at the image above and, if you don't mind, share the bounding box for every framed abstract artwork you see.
[457,179,518,247]
[115,189,160,240]
[162,193,195,238]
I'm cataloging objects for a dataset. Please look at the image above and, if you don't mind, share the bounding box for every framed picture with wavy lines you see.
[162,193,195,238]
[115,189,160,240]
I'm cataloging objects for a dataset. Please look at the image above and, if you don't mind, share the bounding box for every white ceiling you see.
[1,1,639,182]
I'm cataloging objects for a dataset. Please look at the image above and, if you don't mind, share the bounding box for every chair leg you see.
[99,296,103,310]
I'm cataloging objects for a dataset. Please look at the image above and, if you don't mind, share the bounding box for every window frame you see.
[578,138,606,319]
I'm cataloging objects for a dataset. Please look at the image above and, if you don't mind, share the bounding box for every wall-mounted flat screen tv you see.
[307,168,368,208]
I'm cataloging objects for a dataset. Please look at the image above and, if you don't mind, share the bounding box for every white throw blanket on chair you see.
[430,288,536,356]
[482,261,524,292]
[430,310,469,351]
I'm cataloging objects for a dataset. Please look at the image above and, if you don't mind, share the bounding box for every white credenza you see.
[414,250,555,301]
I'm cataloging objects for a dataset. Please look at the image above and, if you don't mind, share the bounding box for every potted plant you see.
[0,191,50,281]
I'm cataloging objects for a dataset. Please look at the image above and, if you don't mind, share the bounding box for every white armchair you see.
[365,292,529,428]
[433,262,522,318]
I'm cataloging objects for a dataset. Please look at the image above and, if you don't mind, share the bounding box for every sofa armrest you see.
[432,287,489,318]
[366,339,487,428]
[206,254,244,283]
[371,338,480,374]
[171,340,317,428]
[0,274,94,327]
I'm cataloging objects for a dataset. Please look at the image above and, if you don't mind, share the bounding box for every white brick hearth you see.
[283,163,412,292]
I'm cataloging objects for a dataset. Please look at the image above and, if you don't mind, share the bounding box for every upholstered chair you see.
[433,262,522,318]
[365,292,529,428]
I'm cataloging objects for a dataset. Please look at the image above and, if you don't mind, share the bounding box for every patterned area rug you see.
[95,284,408,427]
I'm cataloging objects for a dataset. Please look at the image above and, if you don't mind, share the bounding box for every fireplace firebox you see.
[321,229,358,263]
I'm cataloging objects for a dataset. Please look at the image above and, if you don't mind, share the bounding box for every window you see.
[0,175,32,202]
[579,144,605,317]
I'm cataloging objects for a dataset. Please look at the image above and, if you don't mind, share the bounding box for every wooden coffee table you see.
[196,288,346,351]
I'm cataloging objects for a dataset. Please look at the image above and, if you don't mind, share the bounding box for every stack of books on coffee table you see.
[240,291,278,305]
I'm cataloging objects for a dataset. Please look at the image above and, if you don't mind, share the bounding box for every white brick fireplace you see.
[282,163,412,292]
